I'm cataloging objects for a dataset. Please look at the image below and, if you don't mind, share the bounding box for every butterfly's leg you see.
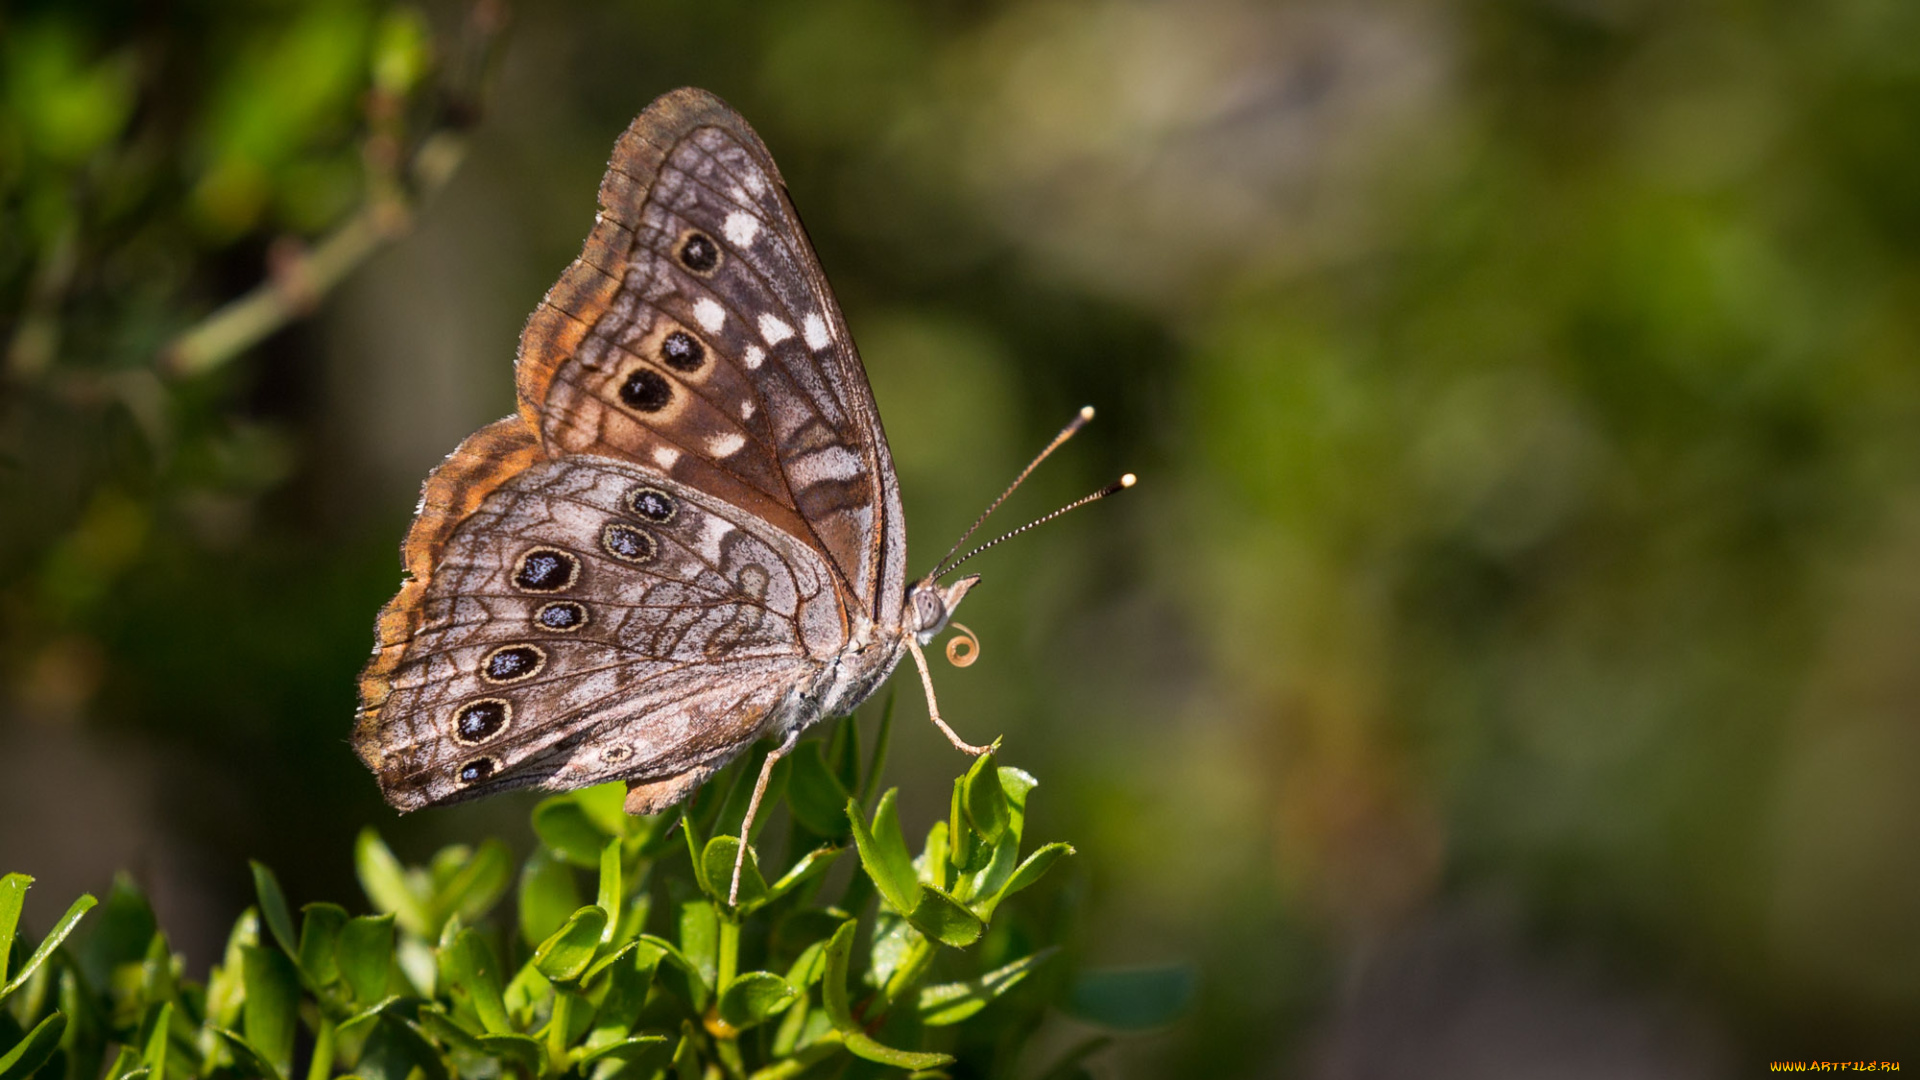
[906,636,992,756]
[731,727,803,906]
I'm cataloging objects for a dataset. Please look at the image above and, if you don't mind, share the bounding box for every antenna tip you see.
[1079,405,1095,421]
[1120,473,1137,488]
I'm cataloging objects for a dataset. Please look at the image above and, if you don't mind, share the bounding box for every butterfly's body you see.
[354,89,987,825]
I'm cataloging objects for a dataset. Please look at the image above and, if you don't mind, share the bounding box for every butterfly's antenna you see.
[933,406,1096,579]
[941,473,1136,577]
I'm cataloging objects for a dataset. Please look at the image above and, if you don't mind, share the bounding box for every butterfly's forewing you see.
[516,88,908,626]
[357,453,845,808]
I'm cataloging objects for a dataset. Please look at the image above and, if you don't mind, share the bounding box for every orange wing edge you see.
[353,417,545,774]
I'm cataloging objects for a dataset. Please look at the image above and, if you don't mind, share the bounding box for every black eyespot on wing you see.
[482,645,545,683]
[513,548,579,592]
[453,699,510,745]
[660,331,705,373]
[536,601,587,632]
[627,486,678,523]
[619,368,672,412]
[457,757,497,784]
[678,232,719,273]
[602,522,656,564]
[604,745,632,763]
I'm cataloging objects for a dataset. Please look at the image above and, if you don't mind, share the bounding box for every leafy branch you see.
[0,713,1191,1080]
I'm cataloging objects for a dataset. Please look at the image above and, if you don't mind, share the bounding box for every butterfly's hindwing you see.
[357,454,846,808]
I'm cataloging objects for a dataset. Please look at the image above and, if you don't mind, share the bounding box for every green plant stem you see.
[306,1015,335,1080]
[544,991,573,1077]
[716,917,740,996]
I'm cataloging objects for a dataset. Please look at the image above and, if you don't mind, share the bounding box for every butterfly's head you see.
[908,574,980,644]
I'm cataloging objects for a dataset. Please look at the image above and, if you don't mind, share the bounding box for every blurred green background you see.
[5,0,1919,1075]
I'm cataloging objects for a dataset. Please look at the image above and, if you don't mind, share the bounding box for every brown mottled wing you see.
[355,448,847,808]
[515,87,908,628]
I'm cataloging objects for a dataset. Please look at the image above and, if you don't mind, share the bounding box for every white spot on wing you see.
[803,313,830,351]
[741,171,766,196]
[740,399,755,419]
[724,212,761,247]
[706,431,746,457]
[759,314,794,345]
[652,445,681,470]
[791,445,864,485]
[695,514,732,562]
[693,299,726,333]
[743,345,765,370]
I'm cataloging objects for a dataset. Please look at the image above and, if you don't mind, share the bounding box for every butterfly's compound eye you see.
[909,582,948,638]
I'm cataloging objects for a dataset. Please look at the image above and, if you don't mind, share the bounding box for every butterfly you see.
[352,87,1129,902]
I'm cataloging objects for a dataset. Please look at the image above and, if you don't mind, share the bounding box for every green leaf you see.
[580,938,637,987]
[531,906,606,986]
[356,1012,447,1080]
[413,1005,482,1054]
[783,938,828,991]
[102,1046,140,1080]
[391,1017,453,1080]
[919,820,950,892]
[906,886,984,949]
[433,840,513,927]
[768,845,841,902]
[141,1001,171,1080]
[249,862,299,961]
[917,948,1058,1025]
[981,843,1074,918]
[241,946,300,1076]
[1,892,95,1000]
[0,874,28,987]
[74,875,152,990]
[473,1033,543,1073]
[699,836,768,909]
[210,1027,286,1080]
[515,848,578,949]
[998,767,1037,841]
[336,915,395,1007]
[355,830,430,938]
[961,752,1009,844]
[716,971,797,1029]
[787,743,852,837]
[531,797,611,868]
[585,947,657,1049]
[849,790,922,915]
[675,897,718,993]
[822,920,951,1070]
[574,1035,668,1067]
[206,911,257,1030]
[140,928,178,1005]
[0,1010,67,1080]
[634,935,707,996]
[441,929,511,1035]
[574,782,630,837]
[594,839,622,939]
[298,902,348,988]
[1063,965,1197,1031]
